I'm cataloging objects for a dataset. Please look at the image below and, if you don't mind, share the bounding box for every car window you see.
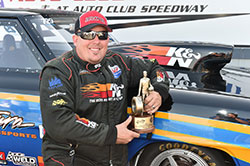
[28,16,72,57]
[225,46,250,70]
[0,19,44,70]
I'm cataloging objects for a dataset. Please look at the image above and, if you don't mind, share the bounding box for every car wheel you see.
[136,142,227,166]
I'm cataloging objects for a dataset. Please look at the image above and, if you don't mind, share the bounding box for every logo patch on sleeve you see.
[75,115,98,128]
[48,77,63,89]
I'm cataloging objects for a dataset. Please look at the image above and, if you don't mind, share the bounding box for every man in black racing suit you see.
[40,10,169,166]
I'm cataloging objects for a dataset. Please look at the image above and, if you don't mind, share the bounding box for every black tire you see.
[136,142,229,166]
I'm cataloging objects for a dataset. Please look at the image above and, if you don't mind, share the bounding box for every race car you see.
[0,9,250,166]
[108,42,250,166]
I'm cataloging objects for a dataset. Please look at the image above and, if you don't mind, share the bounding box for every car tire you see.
[136,142,228,166]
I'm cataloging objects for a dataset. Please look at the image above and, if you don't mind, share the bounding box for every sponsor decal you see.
[52,99,67,106]
[165,47,201,68]
[43,18,54,25]
[85,16,105,24]
[94,63,101,68]
[158,143,216,166]
[0,111,35,129]
[0,152,7,165]
[49,92,66,98]
[156,70,165,82]
[79,69,91,75]
[108,65,122,79]
[0,130,37,139]
[226,83,241,95]
[166,71,197,89]
[81,83,124,103]
[123,45,201,68]
[75,115,98,128]
[48,77,63,90]
[6,152,37,166]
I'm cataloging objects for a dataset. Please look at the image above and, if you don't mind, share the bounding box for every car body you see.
[108,42,250,165]
[0,10,250,166]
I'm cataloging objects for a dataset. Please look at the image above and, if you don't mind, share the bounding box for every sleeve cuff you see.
[104,126,117,145]
[154,85,169,102]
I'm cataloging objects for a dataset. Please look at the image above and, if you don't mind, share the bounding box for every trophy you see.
[131,71,155,133]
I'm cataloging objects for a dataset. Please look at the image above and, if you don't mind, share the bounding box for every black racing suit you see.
[39,48,169,166]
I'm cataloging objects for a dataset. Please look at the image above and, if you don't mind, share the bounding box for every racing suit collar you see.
[73,48,106,72]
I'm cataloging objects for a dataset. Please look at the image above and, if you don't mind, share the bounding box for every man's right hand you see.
[115,116,140,144]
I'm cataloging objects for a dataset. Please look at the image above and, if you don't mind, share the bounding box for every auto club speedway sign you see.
[2,0,250,46]
[2,0,249,16]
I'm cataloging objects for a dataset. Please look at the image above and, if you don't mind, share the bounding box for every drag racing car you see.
[0,9,250,166]
[109,42,250,166]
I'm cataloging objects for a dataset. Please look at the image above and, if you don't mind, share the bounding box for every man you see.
[40,10,169,166]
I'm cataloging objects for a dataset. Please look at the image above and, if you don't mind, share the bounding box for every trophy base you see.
[133,126,155,134]
[131,114,155,134]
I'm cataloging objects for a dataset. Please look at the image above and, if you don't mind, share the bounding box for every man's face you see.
[73,26,109,64]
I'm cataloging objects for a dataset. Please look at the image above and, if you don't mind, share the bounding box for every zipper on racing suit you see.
[109,145,113,166]
[100,68,114,166]
[109,157,113,166]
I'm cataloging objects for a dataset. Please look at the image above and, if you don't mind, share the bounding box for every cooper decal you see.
[0,111,35,129]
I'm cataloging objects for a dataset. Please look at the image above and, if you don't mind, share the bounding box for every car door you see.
[0,18,45,166]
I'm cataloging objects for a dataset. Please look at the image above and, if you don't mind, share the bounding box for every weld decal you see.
[6,152,37,166]
[0,111,35,129]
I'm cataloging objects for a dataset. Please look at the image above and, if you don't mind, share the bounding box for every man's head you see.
[73,11,112,64]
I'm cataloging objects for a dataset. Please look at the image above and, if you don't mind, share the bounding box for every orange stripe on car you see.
[0,92,39,103]
[155,112,250,134]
